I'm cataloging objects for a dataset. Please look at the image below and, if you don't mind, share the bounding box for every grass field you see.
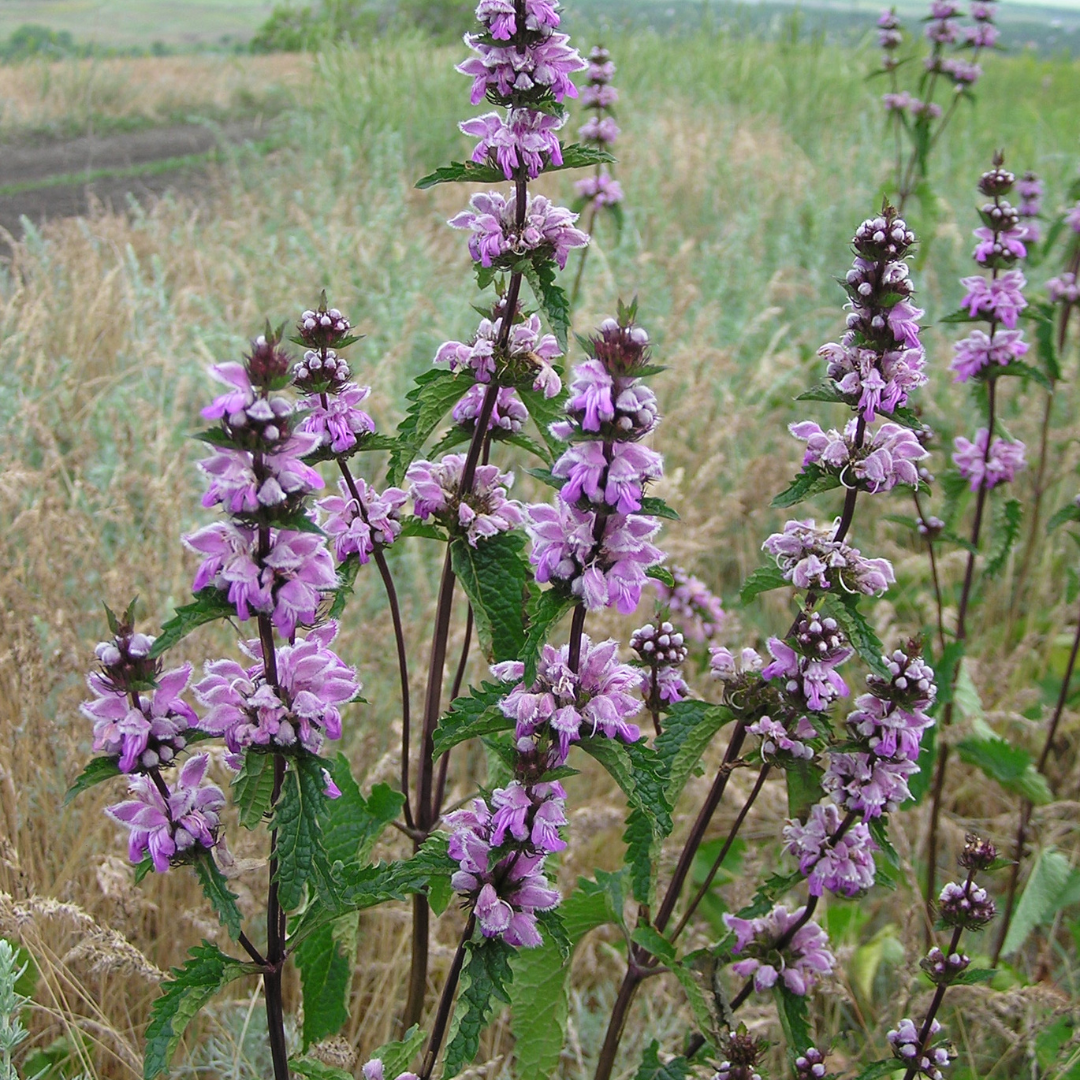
[1,25,1080,1080]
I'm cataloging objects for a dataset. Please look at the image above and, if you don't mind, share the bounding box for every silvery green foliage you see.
[0,940,30,1080]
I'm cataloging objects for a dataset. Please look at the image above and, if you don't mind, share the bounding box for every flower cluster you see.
[318,477,407,564]
[445,794,561,946]
[824,643,936,818]
[783,801,878,897]
[406,453,524,546]
[878,8,902,67]
[362,1060,418,1080]
[888,1018,952,1080]
[794,1049,828,1080]
[762,611,853,713]
[630,620,689,708]
[818,210,926,421]
[434,310,562,397]
[952,427,1026,490]
[574,45,623,211]
[1017,170,1042,242]
[712,1028,768,1080]
[526,313,665,614]
[194,622,360,761]
[762,518,895,596]
[938,878,996,929]
[723,904,836,996]
[450,191,589,272]
[106,755,225,874]
[790,418,928,493]
[650,565,726,642]
[496,635,642,767]
[81,621,196,774]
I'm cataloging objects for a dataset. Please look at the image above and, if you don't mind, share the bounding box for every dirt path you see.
[0,119,265,241]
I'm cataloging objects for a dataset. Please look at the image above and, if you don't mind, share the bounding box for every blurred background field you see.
[2,3,1080,1079]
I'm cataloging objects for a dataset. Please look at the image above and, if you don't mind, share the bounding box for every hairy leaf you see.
[852,1062,903,1080]
[233,752,276,829]
[144,943,251,1079]
[632,1041,692,1080]
[1047,501,1080,534]
[326,554,362,621]
[523,258,571,352]
[434,680,514,759]
[150,589,236,658]
[956,736,1052,805]
[795,380,848,404]
[523,590,576,683]
[953,967,997,985]
[322,754,404,868]
[654,700,731,808]
[518,380,570,459]
[295,919,353,1048]
[371,1026,427,1079]
[273,755,340,911]
[1001,848,1080,956]
[647,565,677,589]
[819,593,890,678]
[192,852,242,941]
[290,1060,354,1080]
[415,158,507,189]
[443,938,514,1078]
[740,564,790,604]
[774,985,812,1062]
[388,369,476,486]
[785,759,824,823]
[509,935,568,1080]
[772,466,842,509]
[64,756,121,805]
[450,532,529,663]
[640,495,680,520]
[984,498,1022,579]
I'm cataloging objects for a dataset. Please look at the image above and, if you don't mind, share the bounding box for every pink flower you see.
[952,428,1026,490]
[783,802,877,897]
[297,383,375,454]
[724,904,835,995]
[318,478,407,564]
[460,108,565,180]
[950,328,1028,381]
[959,270,1027,328]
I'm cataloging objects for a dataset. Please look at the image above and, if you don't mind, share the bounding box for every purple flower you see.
[1067,203,1080,233]
[361,1060,419,1080]
[490,780,567,852]
[888,1018,950,1080]
[748,715,816,761]
[578,115,619,144]
[1048,273,1079,305]
[709,646,763,682]
[790,419,927,492]
[297,383,376,454]
[959,270,1027,328]
[783,801,877,897]
[582,83,619,108]
[194,622,359,757]
[81,663,197,773]
[574,170,624,208]
[973,224,1027,264]
[406,454,524,546]
[552,440,663,514]
[201,362,256,424]
[453,383,529,433]
[475,0,561,40]
[950,327,1028,381]
[761,618,852,712]
[457,32,586,105]
[823,752,919,817]
[435,311,562,395]
[631,621,690,706]
[318,478,407,564]
[724,904,835,995]
[650,566,726,642]
[821,341,927,422]
[197,432,325,513]
[106,754,225,873]
[762,519,896,596]
[460,108,565,181]
[938,879,996,928]
[449,191,589,270]
[952,428,1026,490]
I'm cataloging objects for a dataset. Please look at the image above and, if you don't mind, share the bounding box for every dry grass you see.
[0,54,312,136]
[1,33,1079,1080]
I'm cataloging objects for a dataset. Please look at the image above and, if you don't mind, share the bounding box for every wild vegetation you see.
[1,8,1080,1080]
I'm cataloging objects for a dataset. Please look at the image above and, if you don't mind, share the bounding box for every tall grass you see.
[1,29,1079,1078]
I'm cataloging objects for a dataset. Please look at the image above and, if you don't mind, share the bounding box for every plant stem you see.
[418,912,477,1080]
[669,762,772,943]
[569,200,599,310]
[992,600,1080,964]
[902,915,967,1080]
[912,489,947,654]
[924,377,997,928]
[434,604,474,818]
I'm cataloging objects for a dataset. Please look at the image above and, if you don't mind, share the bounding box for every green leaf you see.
[939,308,981,324]
[984,498,1022,579]
[371,1026,427,1080]
[144,942,251,1079]
[630,928,715,1040]
[632,1041,691,1080]
[64,756,121,805]
[774,985,811,1062]
[326,553,362,621]
[388,369,476,486]
[556,142,617,171]
[740,565,790,604]
[518,380,570,460]
[852,1062,902,1080]
[956,736,1052,805]
[273,755,340,912]
[647,565,677,589]
[795,380,848,404]
[149,589,237,658]
[523,590,576,684]
[1030,298,1063,383]
[134,855,154,884]
[772,467,842,509]
[785,759,824,822]
[868,816,900,868]
[640,495,680,521]
[443,937,514,1079]
[322,754,405,868]
[953,967,997,985]
[415,158,507,189]
[819,593,890,678]
[1047,501,1080,533]
[295,918,354,1048]
[563,870,628,939]
[433,680,514,759]
[233,753,277,830]
[654,700,731,807]
[522,258,571,353]
[1001,848,1080,955]
[290,1059,354,1080]
[450,532,529,663]
[192,853,242,941]
[509,934,569,1080]
[398,516,446,541]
